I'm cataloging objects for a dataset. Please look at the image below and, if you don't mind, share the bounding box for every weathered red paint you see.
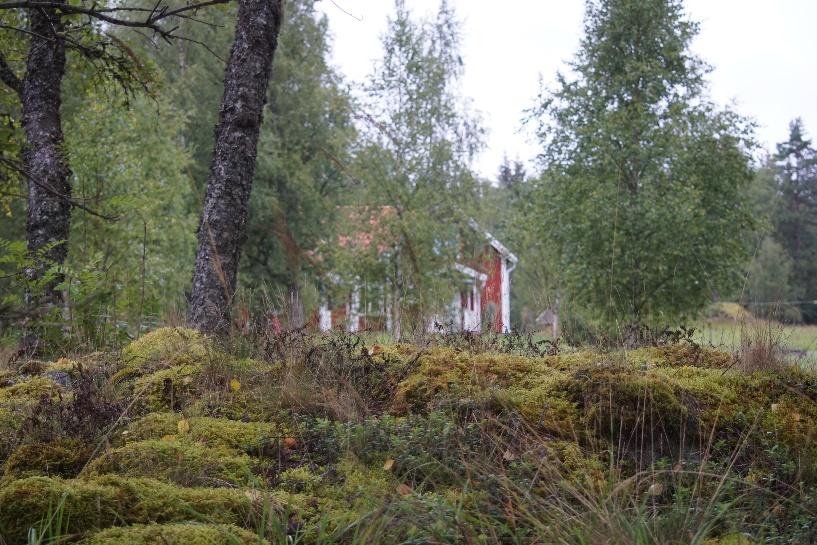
[331,306,348,330]
[480,248,503,333]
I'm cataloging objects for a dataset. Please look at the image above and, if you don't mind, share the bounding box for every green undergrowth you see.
[1,327,816,544]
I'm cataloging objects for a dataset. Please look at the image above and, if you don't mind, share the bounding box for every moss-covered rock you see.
[567,365,690,443]
[122,328,208,368]
[4,438,92,479]
[130,364,205,412]
[85,439,255,487]
[114,328,210,386]
[0,376,62,404]
[82,523,266,545]
[122,413,285,455]
[0,475,255,543]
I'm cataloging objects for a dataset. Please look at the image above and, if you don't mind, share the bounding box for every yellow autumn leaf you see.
[177,418,190,434]
[383,458,395,471]
[230,378,241,392]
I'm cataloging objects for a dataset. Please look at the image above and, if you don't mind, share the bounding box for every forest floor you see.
[1,327,817,544]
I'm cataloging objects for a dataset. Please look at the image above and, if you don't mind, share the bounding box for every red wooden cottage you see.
[318,217,519,334]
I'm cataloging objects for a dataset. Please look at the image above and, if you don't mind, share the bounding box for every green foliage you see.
[0,239,64,333]
[773,119,817,296]
[338,0,483,333]
[243,0,354,322]
[122,1,354,327]
[64,93,196,341]
[531,0,756,329]
[744,237,802,321]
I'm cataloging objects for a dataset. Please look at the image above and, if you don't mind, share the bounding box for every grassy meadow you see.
[693,303,817,370]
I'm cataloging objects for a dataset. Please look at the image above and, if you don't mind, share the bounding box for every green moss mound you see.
[130,363,205,412]
[122,328,207,367]
[0,376,62,404]
[122,413,284,454]
[3,338,817,543]
[115,328,210,385]
[4,439,92,479]
[0,475,254,543]
[0,407,23,461]
[85,439,255,487]
[82,523,266,545]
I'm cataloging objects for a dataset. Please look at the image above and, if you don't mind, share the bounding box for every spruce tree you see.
[773,119,817,308]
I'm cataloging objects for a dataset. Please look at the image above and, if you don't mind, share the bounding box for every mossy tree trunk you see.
[187,0,283,334]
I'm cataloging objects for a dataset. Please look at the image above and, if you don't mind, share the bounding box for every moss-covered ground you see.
[1,327,816,544]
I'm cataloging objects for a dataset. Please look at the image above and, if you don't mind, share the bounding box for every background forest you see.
[0,0,815,349]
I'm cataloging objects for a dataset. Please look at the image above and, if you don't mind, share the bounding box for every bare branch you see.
[328,0,361,22]
[0,0,231,39]
[0,156,119,221]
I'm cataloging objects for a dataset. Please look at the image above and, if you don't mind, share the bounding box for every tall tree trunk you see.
[22,1,70,337]
[188,0,283,333]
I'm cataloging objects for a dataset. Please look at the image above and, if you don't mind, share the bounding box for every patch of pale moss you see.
[122,413,284,454]
[498,387,579,436]
[82,523,266,545]
[638,345,734,369]
[44,356,78,373]
[85,439,255,487]
[545,440,606,491]
[393,348,537,411]
[0,475,254,543]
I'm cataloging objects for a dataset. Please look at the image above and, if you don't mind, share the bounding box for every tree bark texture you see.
[188,0,283,333]
[22,1,71,313]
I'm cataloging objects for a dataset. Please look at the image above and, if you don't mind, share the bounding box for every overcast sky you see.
[315,0,817,179]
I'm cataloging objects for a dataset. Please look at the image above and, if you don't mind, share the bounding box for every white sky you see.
[316,0,817,179]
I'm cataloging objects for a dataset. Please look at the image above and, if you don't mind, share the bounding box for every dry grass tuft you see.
[736,319,788,373]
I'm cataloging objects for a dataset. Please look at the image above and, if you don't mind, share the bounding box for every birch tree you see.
[187,0,283,333]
